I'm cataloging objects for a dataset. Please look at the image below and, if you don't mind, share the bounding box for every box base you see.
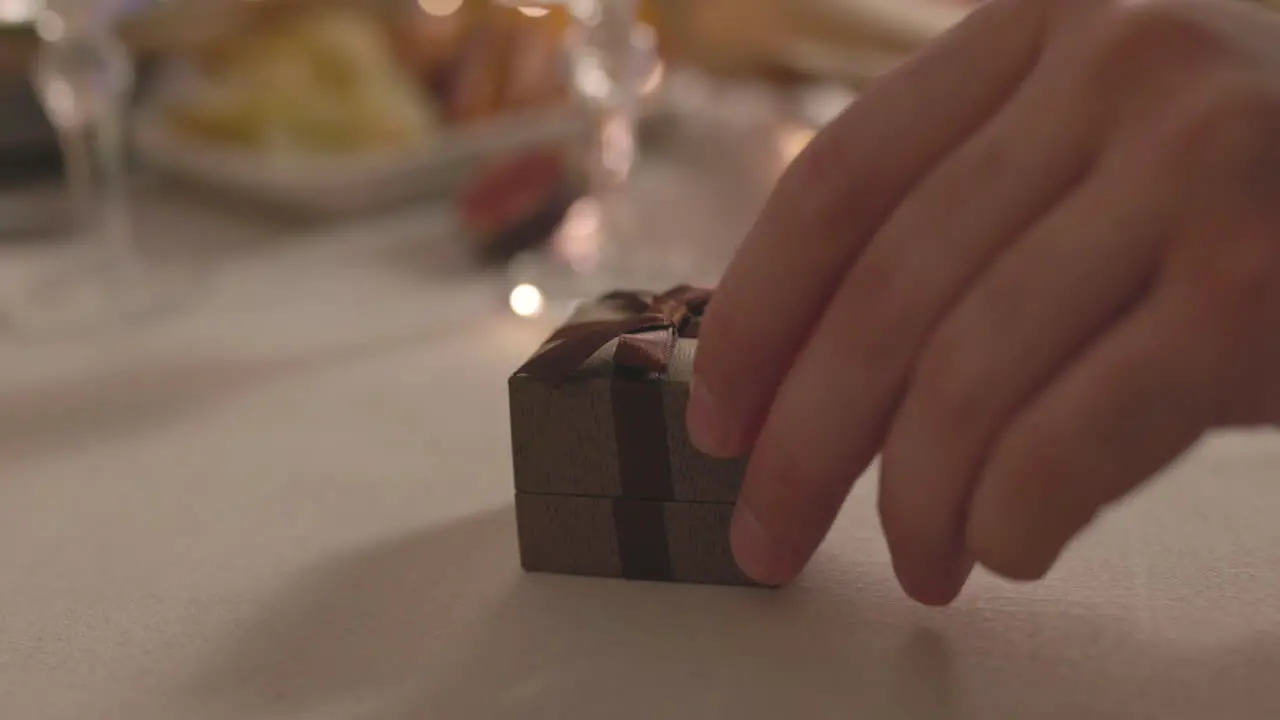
[515,493,763,587]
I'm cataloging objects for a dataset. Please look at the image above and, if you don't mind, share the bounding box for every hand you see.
[688,0,1280,604]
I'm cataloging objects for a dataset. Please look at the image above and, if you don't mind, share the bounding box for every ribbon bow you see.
[515,285,712,384]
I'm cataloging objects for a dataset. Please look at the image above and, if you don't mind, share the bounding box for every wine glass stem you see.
[59,123,94,240]
[98,111,137,273]
[60,107,137,281]
[581,0,640,198]
[587,103,636,193]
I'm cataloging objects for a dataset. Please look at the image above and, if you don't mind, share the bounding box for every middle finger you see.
[879,135,1179,604]
[731,53,1095,587]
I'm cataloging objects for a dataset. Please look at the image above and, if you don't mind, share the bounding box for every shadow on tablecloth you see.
[186,503,1280,720]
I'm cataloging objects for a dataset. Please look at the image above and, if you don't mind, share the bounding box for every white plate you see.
[805,0,970,46]
[778,38,910,85]
[130,103,598,217]
[776,0,972,83]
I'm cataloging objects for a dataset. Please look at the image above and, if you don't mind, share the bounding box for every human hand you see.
[689,0,1280,604]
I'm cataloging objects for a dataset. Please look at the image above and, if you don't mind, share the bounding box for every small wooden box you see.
[515,494,753,585]
[508,287,760,586]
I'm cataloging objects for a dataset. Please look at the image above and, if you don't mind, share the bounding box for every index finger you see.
[688,0,1050,459]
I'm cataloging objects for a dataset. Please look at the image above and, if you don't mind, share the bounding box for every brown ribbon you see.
[517,285,713,581]
[514,285,712,384]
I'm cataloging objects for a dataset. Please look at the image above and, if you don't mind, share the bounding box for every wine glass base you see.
[3,257,202,340]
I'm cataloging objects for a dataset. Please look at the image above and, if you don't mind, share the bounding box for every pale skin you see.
[687,0,1280,605]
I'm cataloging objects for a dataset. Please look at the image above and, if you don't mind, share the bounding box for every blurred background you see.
[4,0,1280,335]
[0,0,978,335]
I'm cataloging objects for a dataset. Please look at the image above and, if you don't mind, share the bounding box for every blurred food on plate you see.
[157,1,570,157]
[165,7,436,154]
[392,3,569,124]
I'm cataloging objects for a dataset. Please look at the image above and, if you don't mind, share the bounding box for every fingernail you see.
[731,501,793,587]
[687,376,738,458]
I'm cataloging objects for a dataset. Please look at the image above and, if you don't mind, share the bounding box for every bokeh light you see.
[509,283,546,318]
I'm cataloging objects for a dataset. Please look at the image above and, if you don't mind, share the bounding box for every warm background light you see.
[509,283,546,317]
[778,126,816,166]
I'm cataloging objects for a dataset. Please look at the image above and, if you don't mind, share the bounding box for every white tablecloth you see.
[3,165,1280,720]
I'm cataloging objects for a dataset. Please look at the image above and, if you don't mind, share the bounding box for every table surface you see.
[3,119,1280,720]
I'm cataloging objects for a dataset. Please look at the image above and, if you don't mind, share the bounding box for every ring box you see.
[508,286,761,586]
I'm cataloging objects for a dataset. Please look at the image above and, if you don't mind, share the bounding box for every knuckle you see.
[749,425,852,537]
[1169,79,1280,173]
[831,263,916,372]
[1080,0,1224,88]
[1101,1,1217,60]
[777,120,863,211]
[909,327,986,429]
[1181,241,1280,352]
[842,255,899,307]
[694,299,768,393]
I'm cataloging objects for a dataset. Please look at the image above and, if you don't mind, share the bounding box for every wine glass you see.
[4,0,193,337]
[501,0,706,317]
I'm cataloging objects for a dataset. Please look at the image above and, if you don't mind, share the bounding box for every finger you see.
[728,18,1091,588]
[879,144,1177,605]
[965,286,1233,581]
[688,0,1050,459]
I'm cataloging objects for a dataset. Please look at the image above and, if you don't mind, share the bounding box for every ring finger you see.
[878,137,1181,604]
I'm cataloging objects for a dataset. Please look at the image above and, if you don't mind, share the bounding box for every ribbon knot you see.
[515,285,712,384]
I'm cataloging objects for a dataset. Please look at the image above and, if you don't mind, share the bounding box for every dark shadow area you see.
[183,501,1280,720]
[190,508,519,715]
